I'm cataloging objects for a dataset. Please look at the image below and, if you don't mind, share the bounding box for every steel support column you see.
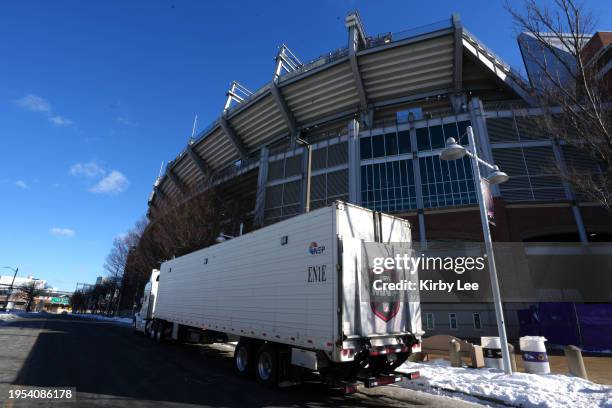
[452,13,464,110]
[270,83,299,147]
[410,122,427,246]
[219,116,248,159]
[347,118,361,205]
[552,141,589,243]
[253,147,269,227]
[346,12,370,127]
[186,143,212,177]
[299,145,311,213]
[166,168,188,195]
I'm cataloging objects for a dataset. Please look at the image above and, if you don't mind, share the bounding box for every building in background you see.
[142,13,612,345]
[0,275,46,310]
[583,31,612,91]
[517,32,590,91]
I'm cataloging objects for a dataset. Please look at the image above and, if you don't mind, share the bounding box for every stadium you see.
[140,11,611,344]
[146,12,611,243]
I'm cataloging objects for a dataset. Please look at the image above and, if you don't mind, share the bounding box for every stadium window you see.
[419,155,476,209]
[443,122,459,142]
[371,134,385,158]
[429,125,445,149]
[424,312,435,330]
[384,132,398,156]
[416,127,430,150]
[398,130,411,154]
[473,313,482,330]
[457,120,471,145]
[360,159,416,212]
[449,313,457,330]
[360,166,368,203]
[360,137,372,160]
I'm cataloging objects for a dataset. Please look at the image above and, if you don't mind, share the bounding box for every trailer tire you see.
[255,343,279,387]
[149,322,157,340]
[234,340,255,377]
[155,324,164,343]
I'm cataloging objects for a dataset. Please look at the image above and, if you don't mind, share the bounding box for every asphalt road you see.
[0,314,479,408]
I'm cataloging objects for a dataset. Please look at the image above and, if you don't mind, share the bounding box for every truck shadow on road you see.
[5,315,420,408]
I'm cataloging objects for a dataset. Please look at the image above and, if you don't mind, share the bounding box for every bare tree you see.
[101,222,146,316]
[507,0,611,207]
[120,186,252,312]
[18,281,44,312]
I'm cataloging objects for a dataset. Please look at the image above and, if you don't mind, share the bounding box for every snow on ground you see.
[71,313,133,325]
[396,359,612,408]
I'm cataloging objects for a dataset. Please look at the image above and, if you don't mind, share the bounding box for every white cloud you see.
[69,161,105,178]
[69,162,128,195]
[89,171,129,195]
[116,116,137,126]
[50,227,75,237]
[16,94,51,113]
[15,180,29,189]
[15,93,74,127]
[49,115,74,127]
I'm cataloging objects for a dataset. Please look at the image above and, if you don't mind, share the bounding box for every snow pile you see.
[71,313,133,325]
[0,313,19,323]
[397,359,612,408]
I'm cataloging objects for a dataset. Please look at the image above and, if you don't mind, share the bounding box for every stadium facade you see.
[145,13,612,342]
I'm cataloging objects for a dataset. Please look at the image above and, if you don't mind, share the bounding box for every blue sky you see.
[1,0,610,291]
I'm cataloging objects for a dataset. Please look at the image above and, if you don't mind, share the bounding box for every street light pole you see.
[440,126,512,375]
[2,266,19,312]
[466,126,513,375]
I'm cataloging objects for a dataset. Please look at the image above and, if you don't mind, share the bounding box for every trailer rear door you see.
[341,238,420,338]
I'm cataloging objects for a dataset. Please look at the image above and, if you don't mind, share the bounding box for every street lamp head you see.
[486,166,509,185]
[216,232,235,243]
[440,137,467,161]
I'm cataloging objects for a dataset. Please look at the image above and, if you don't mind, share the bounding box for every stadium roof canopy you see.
[149,12,534,212]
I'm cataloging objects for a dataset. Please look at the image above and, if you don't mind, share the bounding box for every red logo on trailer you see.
[368,267,401,322]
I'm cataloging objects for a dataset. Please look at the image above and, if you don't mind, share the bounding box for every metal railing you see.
[462,28,531,90]
[366,18,452,49]
[279,45,350,82]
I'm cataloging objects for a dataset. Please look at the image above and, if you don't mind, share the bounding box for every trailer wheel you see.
[148,322,156,340]
[255,344,278,387]
[234,340,255,377]
[155,324,164,343]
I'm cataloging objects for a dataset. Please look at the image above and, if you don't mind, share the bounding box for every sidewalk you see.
[427,351,612,385]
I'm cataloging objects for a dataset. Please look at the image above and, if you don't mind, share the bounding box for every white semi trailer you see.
[133,201,422,390]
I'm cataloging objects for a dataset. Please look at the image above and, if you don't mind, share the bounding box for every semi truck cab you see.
[133,269,160,336]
